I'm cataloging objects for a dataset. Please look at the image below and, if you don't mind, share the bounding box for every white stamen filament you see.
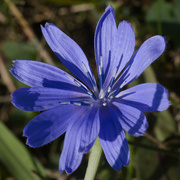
[105,66,118,98]
[60,101,71,105]
[99,56,103,90]
[73,102,81,106]
[82,61,99,97]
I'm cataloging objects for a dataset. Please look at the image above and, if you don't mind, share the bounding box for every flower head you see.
[11,6,169,174]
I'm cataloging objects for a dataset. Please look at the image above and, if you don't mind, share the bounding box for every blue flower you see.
[11,6,169,174]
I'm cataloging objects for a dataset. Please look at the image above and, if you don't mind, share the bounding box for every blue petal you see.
[115,83,170,112]
[99,105,130,170]
[94,6,117,87]
[41,23,96,89]
[94,6,135,91]
[103,21,135,90]
[111,102,148,136]
[59,106,92,174]
[113,35,166,89]
[115,21,135,77]
[23,104,85,147]
[11,60,85,92]
[12,87,92,111]
[79,103,100,153]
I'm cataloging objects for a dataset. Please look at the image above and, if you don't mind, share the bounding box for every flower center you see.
[63,56,121,107]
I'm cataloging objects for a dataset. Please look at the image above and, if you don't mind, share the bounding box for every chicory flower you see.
[11,5,169,174]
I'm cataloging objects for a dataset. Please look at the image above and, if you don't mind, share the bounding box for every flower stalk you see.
[84,138,102,180]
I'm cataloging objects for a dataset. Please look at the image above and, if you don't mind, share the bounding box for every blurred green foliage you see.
[146,0,180,46]
[2,41,37,60]
[0,0,180,180]
[0,122,46,180]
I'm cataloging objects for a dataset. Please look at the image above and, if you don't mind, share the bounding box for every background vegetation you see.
[0,0,180,179]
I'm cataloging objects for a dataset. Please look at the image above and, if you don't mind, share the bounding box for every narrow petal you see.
[113,35,166,89]
[103,21,135,90]
[94,6,117,86]
[59,106,92,174]
[11,60,85,92]
[23,104,85,147]
[115,21,135,75]
[115,83,170,112]
[94,5,135,91]
[111,102,148,136]
[41,23,96,89]
[79,103,100,153]
[99,105,130,170]
[12,87,92,111]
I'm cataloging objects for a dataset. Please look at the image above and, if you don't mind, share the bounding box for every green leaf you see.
[146,0,175,23]
[0,121,46,180]
[173,0,180,22]
[154,111,177,141]
[145,0,180,47]
[134,137,180,180]
[134,138,159,180]
[1,41,37,60]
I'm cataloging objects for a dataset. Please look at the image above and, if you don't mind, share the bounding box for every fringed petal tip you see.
[163,101,171,112]
[106,4,112,9]
[12,60,33,66]
[78,140,94,154]
[133,124,149,137]
[120,20,134,32]
[153,35,166,52]
[11,89,36,112]
[164,86,170,99]
[160,35,167,49]
[41,22,53,29]
[23,129,34,148]
[125,158,130,167]
[9,68,13,73]
[11,92,26,112]
[59,165,78,175]
[59,168,73,175]
[105,5,114,14]
[65,168,74,175]
[59,169,63,174]
[112,164,122,171]
[25,137,44,148]
[25,138,34,148]
[11,60,16,67]
[156,85,170,112]
[10,60,18,71]
[164,87,171,110]
[45,22,50,27]
[22,132,26,138]
[23,125,28,137]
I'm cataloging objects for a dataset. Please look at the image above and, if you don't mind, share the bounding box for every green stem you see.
[84,138,102,180]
